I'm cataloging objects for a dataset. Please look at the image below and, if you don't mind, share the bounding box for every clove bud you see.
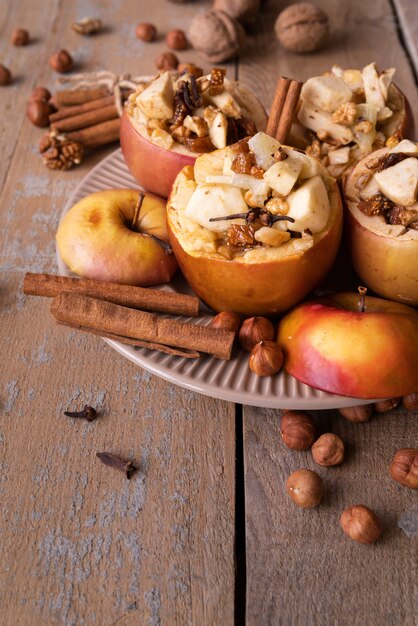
[96,452,137,479]
[64,405,97,422]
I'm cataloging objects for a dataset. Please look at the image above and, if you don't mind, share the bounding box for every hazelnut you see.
[374,397,400,413]
[340,505,382,544]
[338,404,373,423]
[275,2,329,53]
[213,0,261,25]
[178,62,203,78]
[28,86,52,103]
[211,311,241,334]
[311,433,344,466]
[286,469,323,508]
[249,341,283,377]
[26,100,52,127]
[155,51,179,71]
[238,316,274,352]
[402,392,418,411]
[0,64,12,86]
[389,448,418,489]
[135,22,157,42]
[11,27,30,46]
[49,49,73,73]
[166,29,188,51]
[280,410,315,451]
[188,9,246,63]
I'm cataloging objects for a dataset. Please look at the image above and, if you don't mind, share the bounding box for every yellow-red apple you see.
[344,145,418,306]
[277,291,418,398]
[56,189,177,286]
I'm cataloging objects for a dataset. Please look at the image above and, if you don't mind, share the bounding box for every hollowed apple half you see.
[277,292,418,398]
[344,148,418,306]
[120,85,267,199]
[166,158,343,317]
[56,189,178,286]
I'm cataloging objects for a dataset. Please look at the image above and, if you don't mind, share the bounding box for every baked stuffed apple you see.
[121,67,267,197]
[290,62,414,179]
[344,139,418,306]
[167,131,343,316]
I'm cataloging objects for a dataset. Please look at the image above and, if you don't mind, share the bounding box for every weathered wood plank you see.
[393,0,418,77]
[0,0,235,624]
[241,0,418,623]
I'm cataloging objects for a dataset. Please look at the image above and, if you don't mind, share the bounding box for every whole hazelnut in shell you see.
[338,405,373,423]
[166,29,188,51]
[402,392,418,411]
[49,49,73,73]
[11,27,30,46]
[155,51,179,71]
[389,448,418,489]
[311,433,344,466]
[135,22,157,42]
[280,410,315,451]
[26,100,52,127]
[188,9,246,63]
[239,316,275,352]
[275,2,329,53]
[374,398,400,413]
[29,86,52,103]
[340,505,382,544]
[211,311,242,334]
[249,341,283,376]
[213,0,261,25]
[286,469,323,508]
[0,64,12,86]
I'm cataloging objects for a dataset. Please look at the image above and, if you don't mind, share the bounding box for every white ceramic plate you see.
[57,148,372,409]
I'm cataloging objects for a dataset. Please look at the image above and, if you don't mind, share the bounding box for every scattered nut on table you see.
[211,311,242,334]
[286,469,324,508]
[28,86,52,103]
[249,340,283,376]
[49,49,74,73]
[340,505,382,544]
[71,17,103,35]
[280,410,316,451]
[26,100,53,127]
[338,405,373,423]
[389,448,418,489]
[275,2,329,53]
[155,51,179,70]
[0,64,12,86]
[311,433,344,466]
[213,0,261,25]
[166,29,188,50]
[188,9,246,63]
[239,316,274,352]
[135,22,157,42]
[11,27,30,46]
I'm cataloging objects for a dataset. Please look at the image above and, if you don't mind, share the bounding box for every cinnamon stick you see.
[24,273,200,317]
[56,86,110,107]
[60,322,201,358]
[276,79,302,144]
[266,77,291,138]
[50,293,234,359]
[67,118,120,149]
[51,104,119,133]
[49,95,115,123]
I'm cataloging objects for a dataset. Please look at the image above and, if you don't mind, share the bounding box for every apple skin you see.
[344,148,418,306]
[120,111,196,199]
[56,189,178,286]
[277,292,418,398]
[167,166,343,317]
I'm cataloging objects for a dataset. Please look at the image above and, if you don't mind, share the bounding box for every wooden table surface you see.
[1,1,417,624]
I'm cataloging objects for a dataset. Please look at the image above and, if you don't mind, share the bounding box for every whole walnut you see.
[188,10,246,63]
[275,2,329,53]
[213,0,261,25]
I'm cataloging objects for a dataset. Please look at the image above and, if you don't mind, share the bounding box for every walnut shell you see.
[188,10,246,63]
[275,2,329,53]
[213,0,261,25]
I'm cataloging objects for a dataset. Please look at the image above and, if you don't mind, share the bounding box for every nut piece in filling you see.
[167,131,343,315]
[120,67,268,197]
[344,139,418,305]
[290,62,414,179]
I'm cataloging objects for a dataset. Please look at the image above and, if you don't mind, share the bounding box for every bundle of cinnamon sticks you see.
[266,76,302,144]
[24,273,235,360]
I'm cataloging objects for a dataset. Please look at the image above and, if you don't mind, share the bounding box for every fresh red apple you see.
[120,70,267,198]
[277,289,418,399]
[56,189,177,286]
[167,136,343,316]
[290,63,415,179]
[344,142,418,306]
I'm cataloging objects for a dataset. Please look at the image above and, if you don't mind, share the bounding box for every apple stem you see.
[358,286,367,313]
[131,193,145,232]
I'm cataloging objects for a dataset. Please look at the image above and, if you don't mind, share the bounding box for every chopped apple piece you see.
[194,147,232,186]
[379,68,396,101]
[359,176,380,200]
[222,153,235,175]
[206,173,270,199]
[342,69,364,93]
[263,157,302,196]
[284,148,327,179]
[298,102,354,145]
[374,157,418,207]
[150,127,174,150]
[203,90,241,119]
[390,139,418,155]
[207,110,228,149]
[248,132,281,170]
[137,71,174,120]
[185,184,248,232]
[353,104,377,155]
[254,227,291,247]
[328,146,350,165]
[361,63,389,121]
[286,175,330,233]
[301,76,353,113]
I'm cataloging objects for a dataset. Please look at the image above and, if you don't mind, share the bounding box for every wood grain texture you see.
[393,0,418,77]
[0,1,235,625]
[241,0,418,624]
